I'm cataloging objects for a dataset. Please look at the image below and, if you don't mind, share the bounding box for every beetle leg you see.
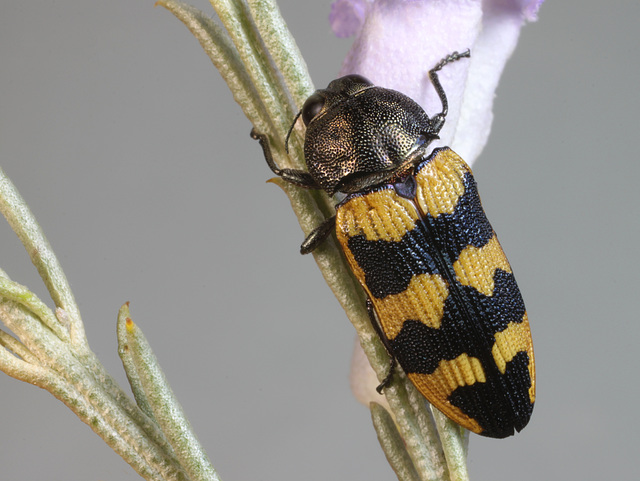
[365,299,398,393]
[251,128,334,254]
[250,129,320,189]
[300,215,336,254]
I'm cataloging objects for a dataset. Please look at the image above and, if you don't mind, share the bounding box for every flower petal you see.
[339,0,482,157]
[453,0,532,162]
[330,0,372,38]
[336,0,543,166]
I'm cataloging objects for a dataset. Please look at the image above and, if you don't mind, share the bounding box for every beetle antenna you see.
[285,110,303,154]
[428,49,471,134]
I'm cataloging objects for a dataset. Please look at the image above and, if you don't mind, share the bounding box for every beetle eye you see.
[302,93,325,125]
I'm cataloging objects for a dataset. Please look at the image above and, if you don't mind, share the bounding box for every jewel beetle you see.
[251,50,535,438]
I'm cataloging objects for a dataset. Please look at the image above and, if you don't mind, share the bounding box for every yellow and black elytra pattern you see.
[252,50,535,438]
[336,147,534,438]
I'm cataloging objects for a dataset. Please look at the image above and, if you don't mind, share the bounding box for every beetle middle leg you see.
[300,216,336,254]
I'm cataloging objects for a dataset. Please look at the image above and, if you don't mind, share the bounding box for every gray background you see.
[1,1,638,480]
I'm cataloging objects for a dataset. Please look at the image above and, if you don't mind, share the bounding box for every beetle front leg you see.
[250,129,319,189]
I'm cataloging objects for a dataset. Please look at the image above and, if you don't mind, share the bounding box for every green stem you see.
[123,315,220,481]
[0,298,188,481]
[157,1,271,137]
[0,275,67,341]
[207,0,293,140]
[371,402,421,481]
[0,167,85,345]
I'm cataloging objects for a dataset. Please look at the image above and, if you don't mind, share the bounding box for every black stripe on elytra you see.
[345,169,492,300]
[420,169,494,258]
[347,226,439,299]
[388,268,526,375]
[389,268,530,438]
[448,351,533,438]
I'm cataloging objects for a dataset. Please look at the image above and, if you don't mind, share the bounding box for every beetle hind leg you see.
[376,358,398,394]
[365,299,398,393]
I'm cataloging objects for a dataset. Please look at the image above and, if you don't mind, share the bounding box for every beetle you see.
[251,50,535,438]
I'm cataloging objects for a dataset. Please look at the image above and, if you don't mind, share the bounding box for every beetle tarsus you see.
[376,357,398,394]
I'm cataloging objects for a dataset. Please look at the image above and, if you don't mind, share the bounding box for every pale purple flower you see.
[329,0,371,38]
[330,0,543,166]
[330,0,544,406]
